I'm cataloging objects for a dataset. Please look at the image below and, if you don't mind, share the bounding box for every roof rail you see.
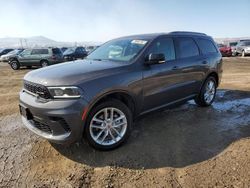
[169,31,207,36]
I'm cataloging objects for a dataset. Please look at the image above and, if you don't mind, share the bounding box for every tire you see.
[10,60,20,70]
[195,76,217,107]
[41,60,49,67]
[84,99,132,150]
[242,50,245,57]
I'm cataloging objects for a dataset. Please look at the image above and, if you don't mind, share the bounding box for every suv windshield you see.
[87,38,148,62]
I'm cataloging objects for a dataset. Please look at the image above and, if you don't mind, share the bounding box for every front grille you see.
[32,120,52,134]
[24,80,51,99]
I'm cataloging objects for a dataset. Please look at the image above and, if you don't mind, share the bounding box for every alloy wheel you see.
[204,80,216,104]
[89,107,127,146]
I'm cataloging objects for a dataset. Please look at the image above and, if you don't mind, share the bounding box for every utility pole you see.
[24,39,28,48]
[19,38,23,48]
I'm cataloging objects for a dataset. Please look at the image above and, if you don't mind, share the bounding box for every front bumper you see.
[0,57,9,62]
[220,51,232,57]
[19,89,89,144]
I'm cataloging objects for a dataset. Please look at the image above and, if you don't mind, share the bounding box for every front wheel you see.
[10,60,20,70]
[84,100,132,150]
[195,77,217,107]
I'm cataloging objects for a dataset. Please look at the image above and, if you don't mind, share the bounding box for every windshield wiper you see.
[88,58,102,61]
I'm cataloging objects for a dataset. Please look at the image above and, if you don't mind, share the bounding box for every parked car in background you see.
[9,47,63,70]
[0,48,14,57]
[235,40,250,57]
[229,42,238,56]
[61,47,68,53]
[0,49,24,62]
[20,31,222,150]
[86,46,100,54]
[63,47,88,61]
[218,44,232,57]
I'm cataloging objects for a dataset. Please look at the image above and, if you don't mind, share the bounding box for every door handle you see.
[172,66,179,70]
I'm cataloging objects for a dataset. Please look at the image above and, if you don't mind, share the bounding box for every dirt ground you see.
[0,57,250,187]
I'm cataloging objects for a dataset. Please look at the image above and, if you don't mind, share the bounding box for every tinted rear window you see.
[32,49,49,55]
[175,37,199,58]
[197,39,217,54]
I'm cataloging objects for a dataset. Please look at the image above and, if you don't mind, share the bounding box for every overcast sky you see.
[0,0,249,42]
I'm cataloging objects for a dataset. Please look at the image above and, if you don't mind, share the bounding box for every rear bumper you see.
[19,89,88,144]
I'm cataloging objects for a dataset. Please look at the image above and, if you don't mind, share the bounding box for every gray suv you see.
[235,40,250,57]
[19,32,222,150]
[9,47,63,70]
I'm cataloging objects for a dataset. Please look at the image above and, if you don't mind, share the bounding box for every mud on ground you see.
[0,57,250,187]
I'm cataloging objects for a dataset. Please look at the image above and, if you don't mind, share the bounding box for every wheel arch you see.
[40,59,49,64]
[9,57,19,63]
[206,72,219,86]
[85,90,137,121]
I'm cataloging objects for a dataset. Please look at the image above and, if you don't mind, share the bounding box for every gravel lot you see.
[0,57,250,187]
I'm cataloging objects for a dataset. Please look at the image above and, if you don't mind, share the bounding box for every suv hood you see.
[1,53,16,58]
[24,59,128,86]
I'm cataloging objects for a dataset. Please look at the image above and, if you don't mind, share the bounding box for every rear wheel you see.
[41,60,49,67]
[10,60,20,70]
[195,76,217,107]
[84,99,132,150]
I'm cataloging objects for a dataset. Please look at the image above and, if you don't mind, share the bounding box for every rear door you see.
[195,37,221,80]
[38,49,50,64]
[30,49,46,65]
[173,37,204,97]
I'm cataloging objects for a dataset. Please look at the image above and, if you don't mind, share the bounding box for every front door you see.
[19,49,33,65]
[142,37,183,111]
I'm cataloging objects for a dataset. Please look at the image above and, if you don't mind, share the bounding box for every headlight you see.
[48,86,82,99]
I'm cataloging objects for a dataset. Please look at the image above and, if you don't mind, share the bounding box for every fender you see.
[81,88,140,121]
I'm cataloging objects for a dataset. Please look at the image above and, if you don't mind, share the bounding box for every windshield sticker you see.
[131,40,147,45]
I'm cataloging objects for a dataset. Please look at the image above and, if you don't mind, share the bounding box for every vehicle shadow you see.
[51,89,250,169]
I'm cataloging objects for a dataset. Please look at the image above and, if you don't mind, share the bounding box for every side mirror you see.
[145,53,165,65]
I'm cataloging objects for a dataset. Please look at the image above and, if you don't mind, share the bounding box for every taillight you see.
[52,55,56,60]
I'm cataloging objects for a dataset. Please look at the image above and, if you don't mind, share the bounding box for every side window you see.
[31,49,48,55]
[148,38,175,61]
[175,37,199,58]
[31,49,40,55]
[21,49,31,56]
[40,49,49,54]
[197,38,217,54]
